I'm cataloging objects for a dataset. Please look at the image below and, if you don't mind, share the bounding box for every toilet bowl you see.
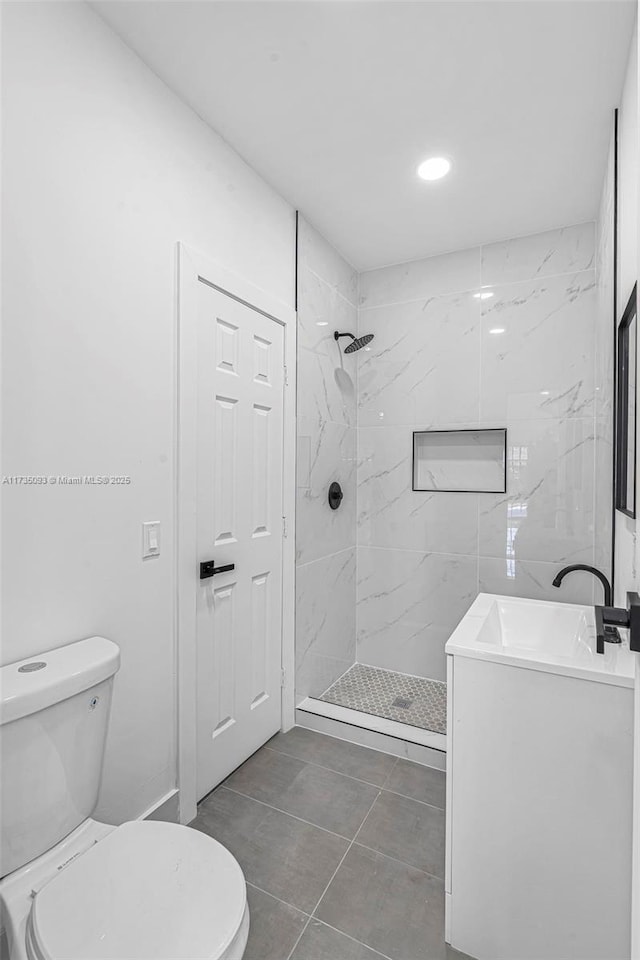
[1,819,249,960]
[0,638,249,960]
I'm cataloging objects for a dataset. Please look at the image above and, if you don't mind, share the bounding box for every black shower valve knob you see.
[328,481,344,510]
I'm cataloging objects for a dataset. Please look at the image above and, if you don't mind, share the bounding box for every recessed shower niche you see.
[412,428,507,493]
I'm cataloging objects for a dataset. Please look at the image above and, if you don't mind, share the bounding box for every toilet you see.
[0,637,250,960]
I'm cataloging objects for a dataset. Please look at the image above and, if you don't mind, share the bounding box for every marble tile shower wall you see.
[295,217,359,699]
[357,222,607,682]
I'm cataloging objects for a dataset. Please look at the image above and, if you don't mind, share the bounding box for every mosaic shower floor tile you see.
[319,662,447,734]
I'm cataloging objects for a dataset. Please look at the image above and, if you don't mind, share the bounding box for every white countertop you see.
[446,593,635,687]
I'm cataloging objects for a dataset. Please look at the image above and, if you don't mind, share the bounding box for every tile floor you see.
[190,726,471,960]
[320,663,447,735]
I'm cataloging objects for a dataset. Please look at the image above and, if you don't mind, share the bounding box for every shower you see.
[334,331,374,353]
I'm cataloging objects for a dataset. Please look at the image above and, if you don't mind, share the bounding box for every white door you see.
[195,278,285,801]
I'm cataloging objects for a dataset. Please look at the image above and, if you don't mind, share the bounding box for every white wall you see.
[601,12,639,956]
[628,15,640,960]
[619,28,639,320]
[1,1,295,823]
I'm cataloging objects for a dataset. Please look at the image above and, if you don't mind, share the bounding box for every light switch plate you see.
[142,521,161,559]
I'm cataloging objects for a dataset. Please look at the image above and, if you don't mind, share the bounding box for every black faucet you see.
[552,564,613,606]
[594,593,640,654]
[552,566,640,654]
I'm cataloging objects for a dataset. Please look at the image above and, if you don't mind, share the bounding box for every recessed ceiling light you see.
[473,290,494,300]
[489,328,505,335]
[417,157,451,181]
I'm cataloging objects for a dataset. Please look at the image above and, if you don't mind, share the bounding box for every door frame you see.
[176,243,297,824]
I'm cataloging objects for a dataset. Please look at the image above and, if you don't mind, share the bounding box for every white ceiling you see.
[93,0,636,271]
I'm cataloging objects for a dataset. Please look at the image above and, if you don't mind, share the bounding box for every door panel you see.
[196,280,284,801]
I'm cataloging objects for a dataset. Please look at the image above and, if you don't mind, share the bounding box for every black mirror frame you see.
[615,283,638,518]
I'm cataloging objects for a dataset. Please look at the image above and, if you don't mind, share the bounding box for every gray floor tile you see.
[446,948,476,960]
[357,790,445,878]
[268,727,397,786]
[225,746,380,838]
[192,787,348,914]
[290,919,387,960]
[244,885,308,960]
[316,844,446,960]
[385,758,446,809]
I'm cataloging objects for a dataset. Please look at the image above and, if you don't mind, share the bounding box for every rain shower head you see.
[334,331,374,354]
[345,334,374,353]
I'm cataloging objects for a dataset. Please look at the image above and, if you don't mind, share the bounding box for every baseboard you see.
[296,701,446,770]
[140,788,180,823]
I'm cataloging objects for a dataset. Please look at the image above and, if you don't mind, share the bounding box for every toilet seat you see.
[25,820,248,960]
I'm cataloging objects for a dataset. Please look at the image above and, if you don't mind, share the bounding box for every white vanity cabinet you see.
[445,594,635,960]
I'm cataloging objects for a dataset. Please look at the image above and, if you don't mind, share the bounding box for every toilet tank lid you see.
[0,637,120,725]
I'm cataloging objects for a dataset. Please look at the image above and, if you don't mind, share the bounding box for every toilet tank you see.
[0,637,120,878]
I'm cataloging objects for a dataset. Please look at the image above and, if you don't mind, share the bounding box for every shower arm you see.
[334,332,356,343]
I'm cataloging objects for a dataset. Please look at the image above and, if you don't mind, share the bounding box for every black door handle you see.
[200,561,235,580]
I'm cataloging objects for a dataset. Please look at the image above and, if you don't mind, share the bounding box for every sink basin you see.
[446,593,634,686]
